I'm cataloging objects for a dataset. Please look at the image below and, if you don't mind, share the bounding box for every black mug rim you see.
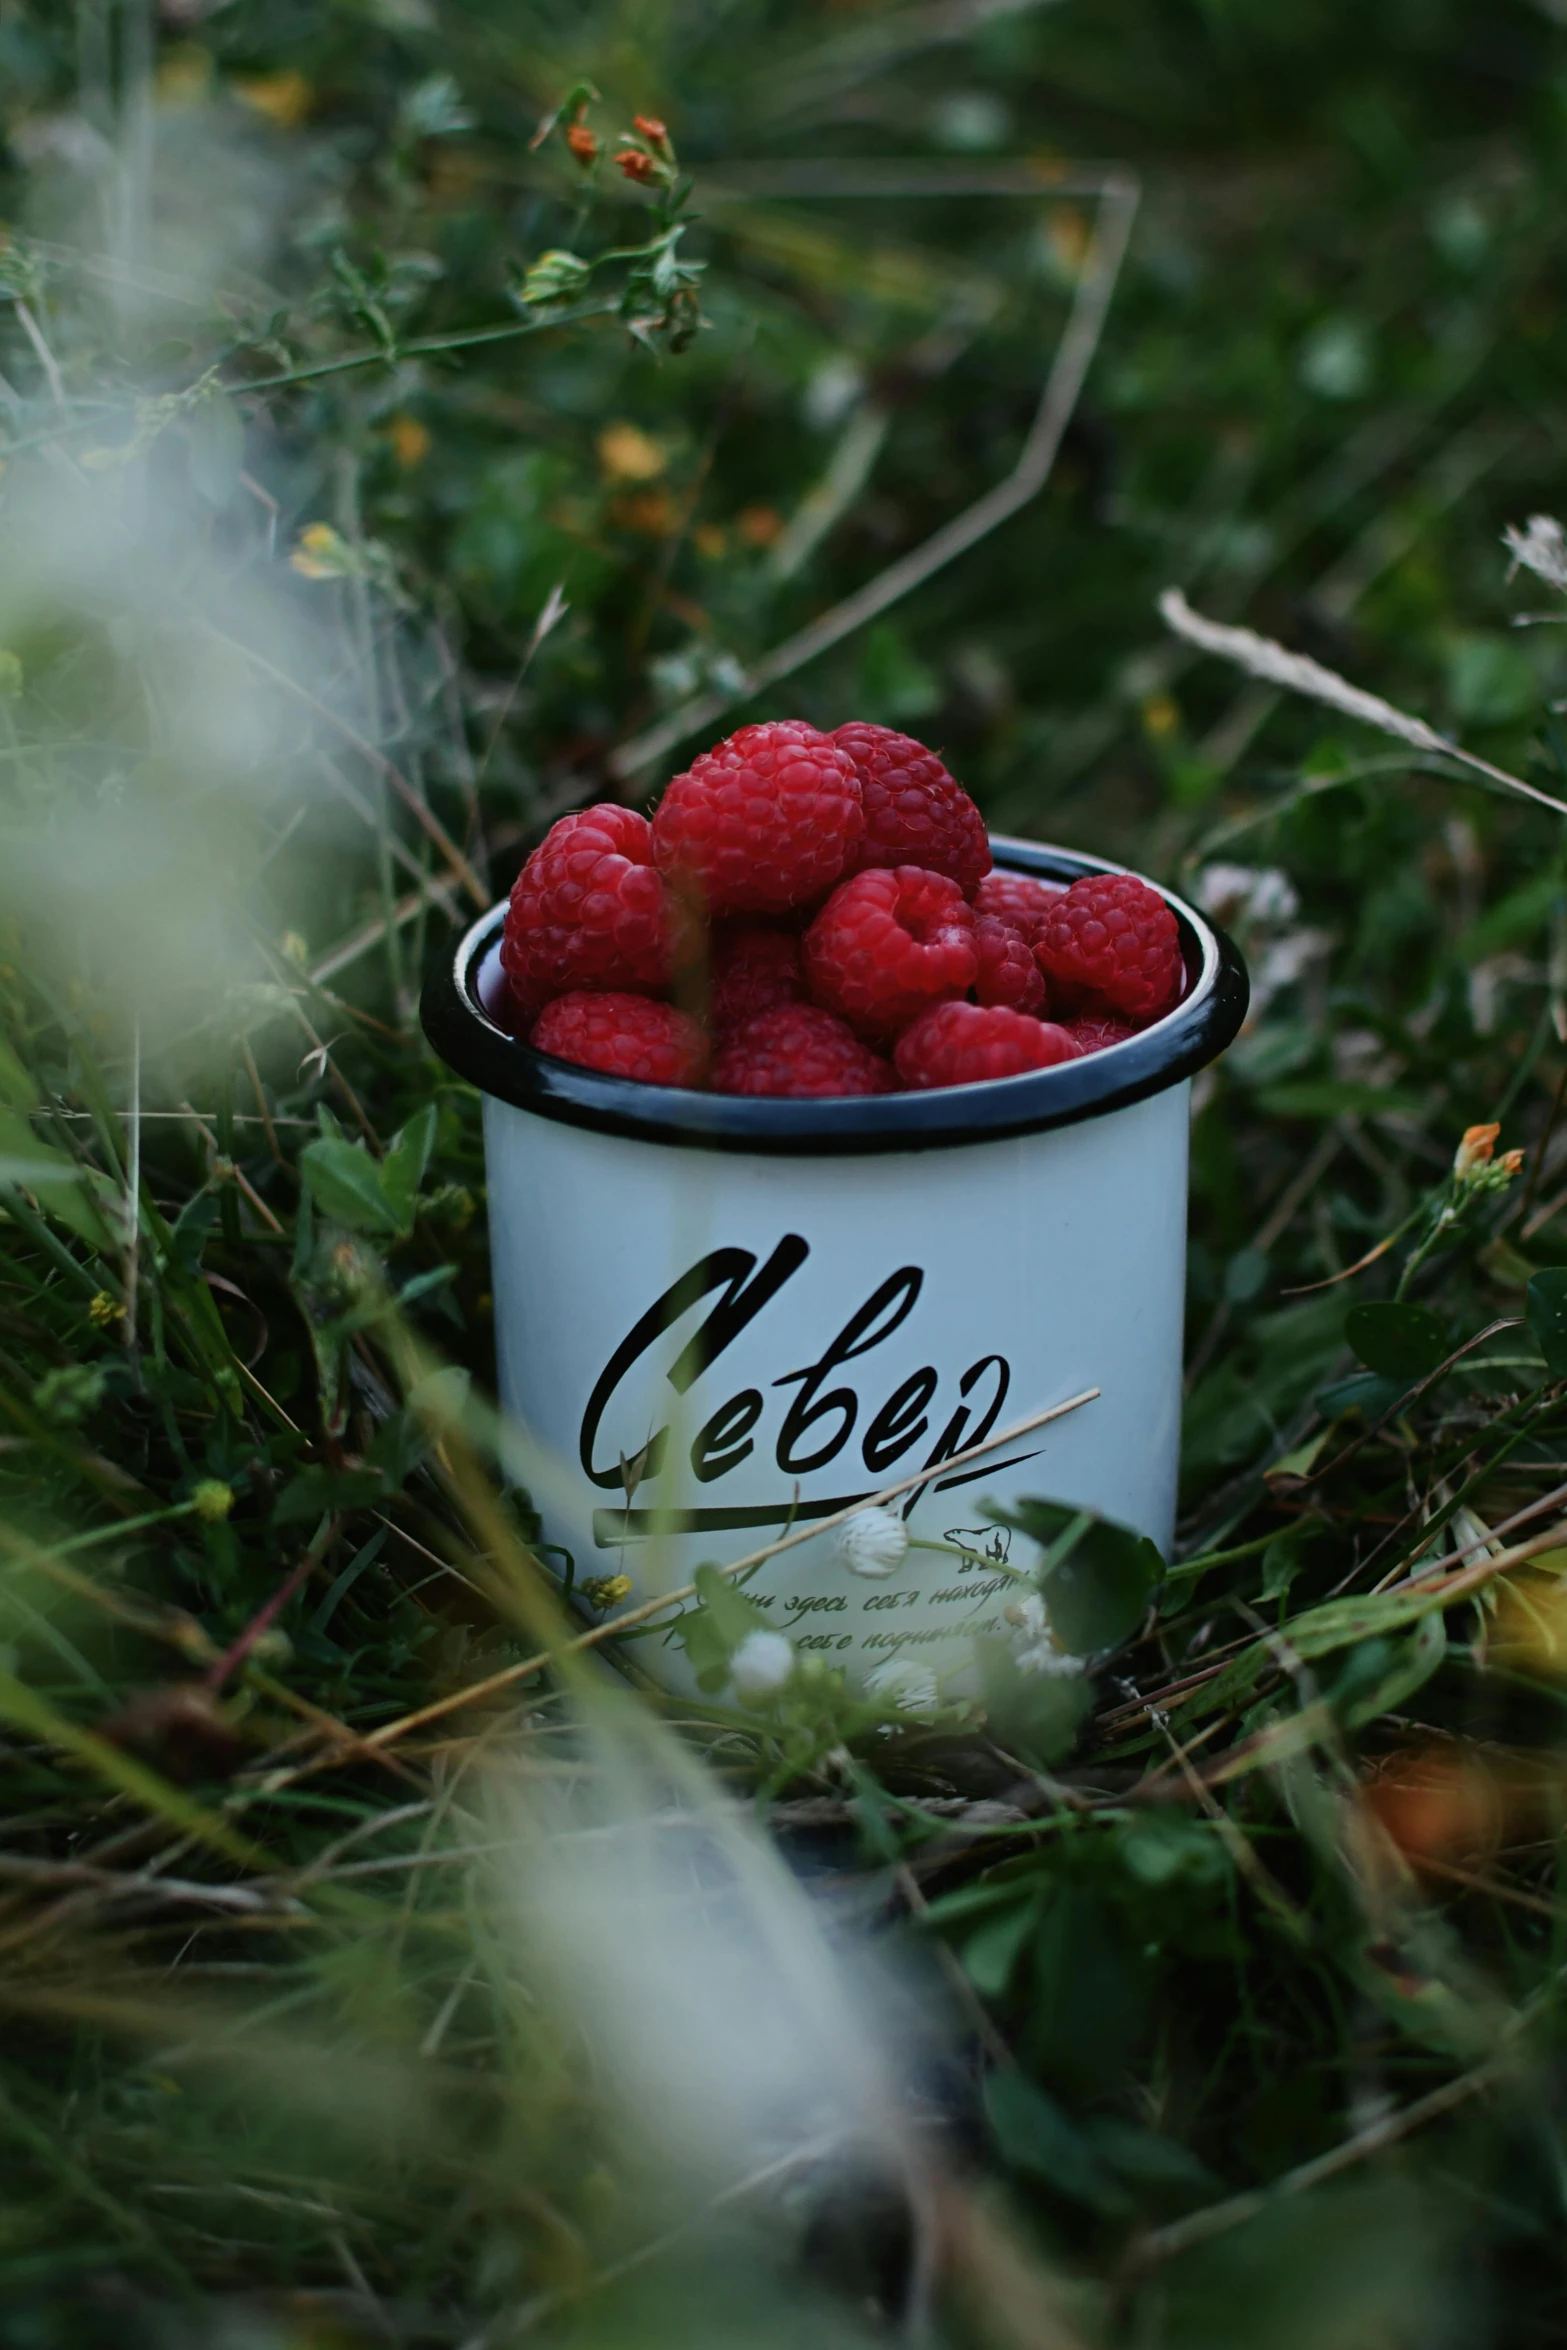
[420,836,1249,1157]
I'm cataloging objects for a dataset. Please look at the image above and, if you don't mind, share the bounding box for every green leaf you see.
[300,1134,403,1238]
[1336,1610,1447,1729]
[1344,1301,1449,1382]
[0,1106,88,1191]
[664,1565,776,1694]
[274,1466,388,1525]
[186,389,245,507]
[1445,630,1540,727]
[983,2071,1126,2213]
[1527,1268,1567,1377]
[1316,1369,1407,1422]
[998,1500,1164,1655]
[1087,2117,1218,2203]
[1258,1082,1425,1121]
[954,1894,1040,1999]
[0,1036,36,1111]
[691,1562,772,1648]
[381,1105,437,1230]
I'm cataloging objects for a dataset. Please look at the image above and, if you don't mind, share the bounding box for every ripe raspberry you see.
[972,914,1046,1014]
[651,720,863,916]
[530,991,708,1088]
[1035,872,1183,1021]
[709,925,804,1036]
[1067,1012,1137,1056]
[803,865,977,1040]
[711,1004,895,1098]
[972,869,1066,950]
[894,1002,1080,1089]
[501,805,678,1007]
[833,723,991,897]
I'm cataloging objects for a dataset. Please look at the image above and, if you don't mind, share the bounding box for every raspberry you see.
[833,723,991,897]
[709,925,805,1036]
[972,869,1066,950]
[1067,1012,1138,1056]
[803,865,977,1039]
[651,720,863,917]
[501,805,678,1007]
[530,992,708,1088]
[894,1002,1080,1089]
[711,1004,895,1098]
[972,914,1046,1013]
[1035,872,1183,1021]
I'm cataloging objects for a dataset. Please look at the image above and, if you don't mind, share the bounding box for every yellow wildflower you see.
[1454,1123,1501,1180]
[232,70,314,131]
[389,414,431,470]
[597,421,667,483]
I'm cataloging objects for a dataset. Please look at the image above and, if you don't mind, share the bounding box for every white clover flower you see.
[835,1507,909,1580]
[730,1629,796,1701]
[1196,863,1300,929]
[864,1658,940,1716]
[1003,1591,1085,1680]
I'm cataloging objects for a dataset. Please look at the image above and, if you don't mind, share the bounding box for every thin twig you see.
[1125,2058,1504,2270]
[361,1389,1101,1750]
[195,620,488,909]
[609,170,1138,781]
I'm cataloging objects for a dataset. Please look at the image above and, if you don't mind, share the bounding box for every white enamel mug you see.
[422,840,1248,1698]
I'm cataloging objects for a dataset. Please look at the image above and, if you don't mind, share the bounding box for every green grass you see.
[4,1,1567,2343]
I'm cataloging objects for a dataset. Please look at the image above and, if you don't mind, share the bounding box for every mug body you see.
[423,840,1248,1699]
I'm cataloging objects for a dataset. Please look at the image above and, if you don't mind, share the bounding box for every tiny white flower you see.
[836,1507,909,1580]
[729,1629,796,1700]
[1005,1592,1049,1642]
[865,1658,940,1716]
[1003,1591,1084,1680]
[1196,863,1300,930]
[1016,1642,1086,1681]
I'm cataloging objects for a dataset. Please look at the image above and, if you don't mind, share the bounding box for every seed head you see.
[730,1629,796,1701]
[835,1507,909,1580]
[865,1658,940,1715]
[191,1480,234,1523]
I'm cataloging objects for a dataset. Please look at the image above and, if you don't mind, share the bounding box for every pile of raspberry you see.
[499,720,1184,1096]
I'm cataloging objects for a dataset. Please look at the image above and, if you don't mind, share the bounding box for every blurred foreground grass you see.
[6,2,1567,2344]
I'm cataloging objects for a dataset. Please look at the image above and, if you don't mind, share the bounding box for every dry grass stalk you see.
[1159,587,1567,820]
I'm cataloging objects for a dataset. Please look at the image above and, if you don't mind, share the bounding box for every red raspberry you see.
[501,805,678,1006]
[711,1004,895,1098]
[1036,872,1183,1021]
[894,1002,1079,1089]
[833,723,991,897]
[972,915,1046,1014]
[710,926,804,1036]
[651,720,863,916]
[530,991,708,1088]
[972,869,1066,950]
[1067,1012,1137,1056]
[803,865,977,1040]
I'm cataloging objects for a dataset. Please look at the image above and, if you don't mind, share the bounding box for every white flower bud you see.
[865,1658,940,1716]
[835,1507,909,1580]
[1003,1591,1084,1679]
[729,1629,796,1700]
